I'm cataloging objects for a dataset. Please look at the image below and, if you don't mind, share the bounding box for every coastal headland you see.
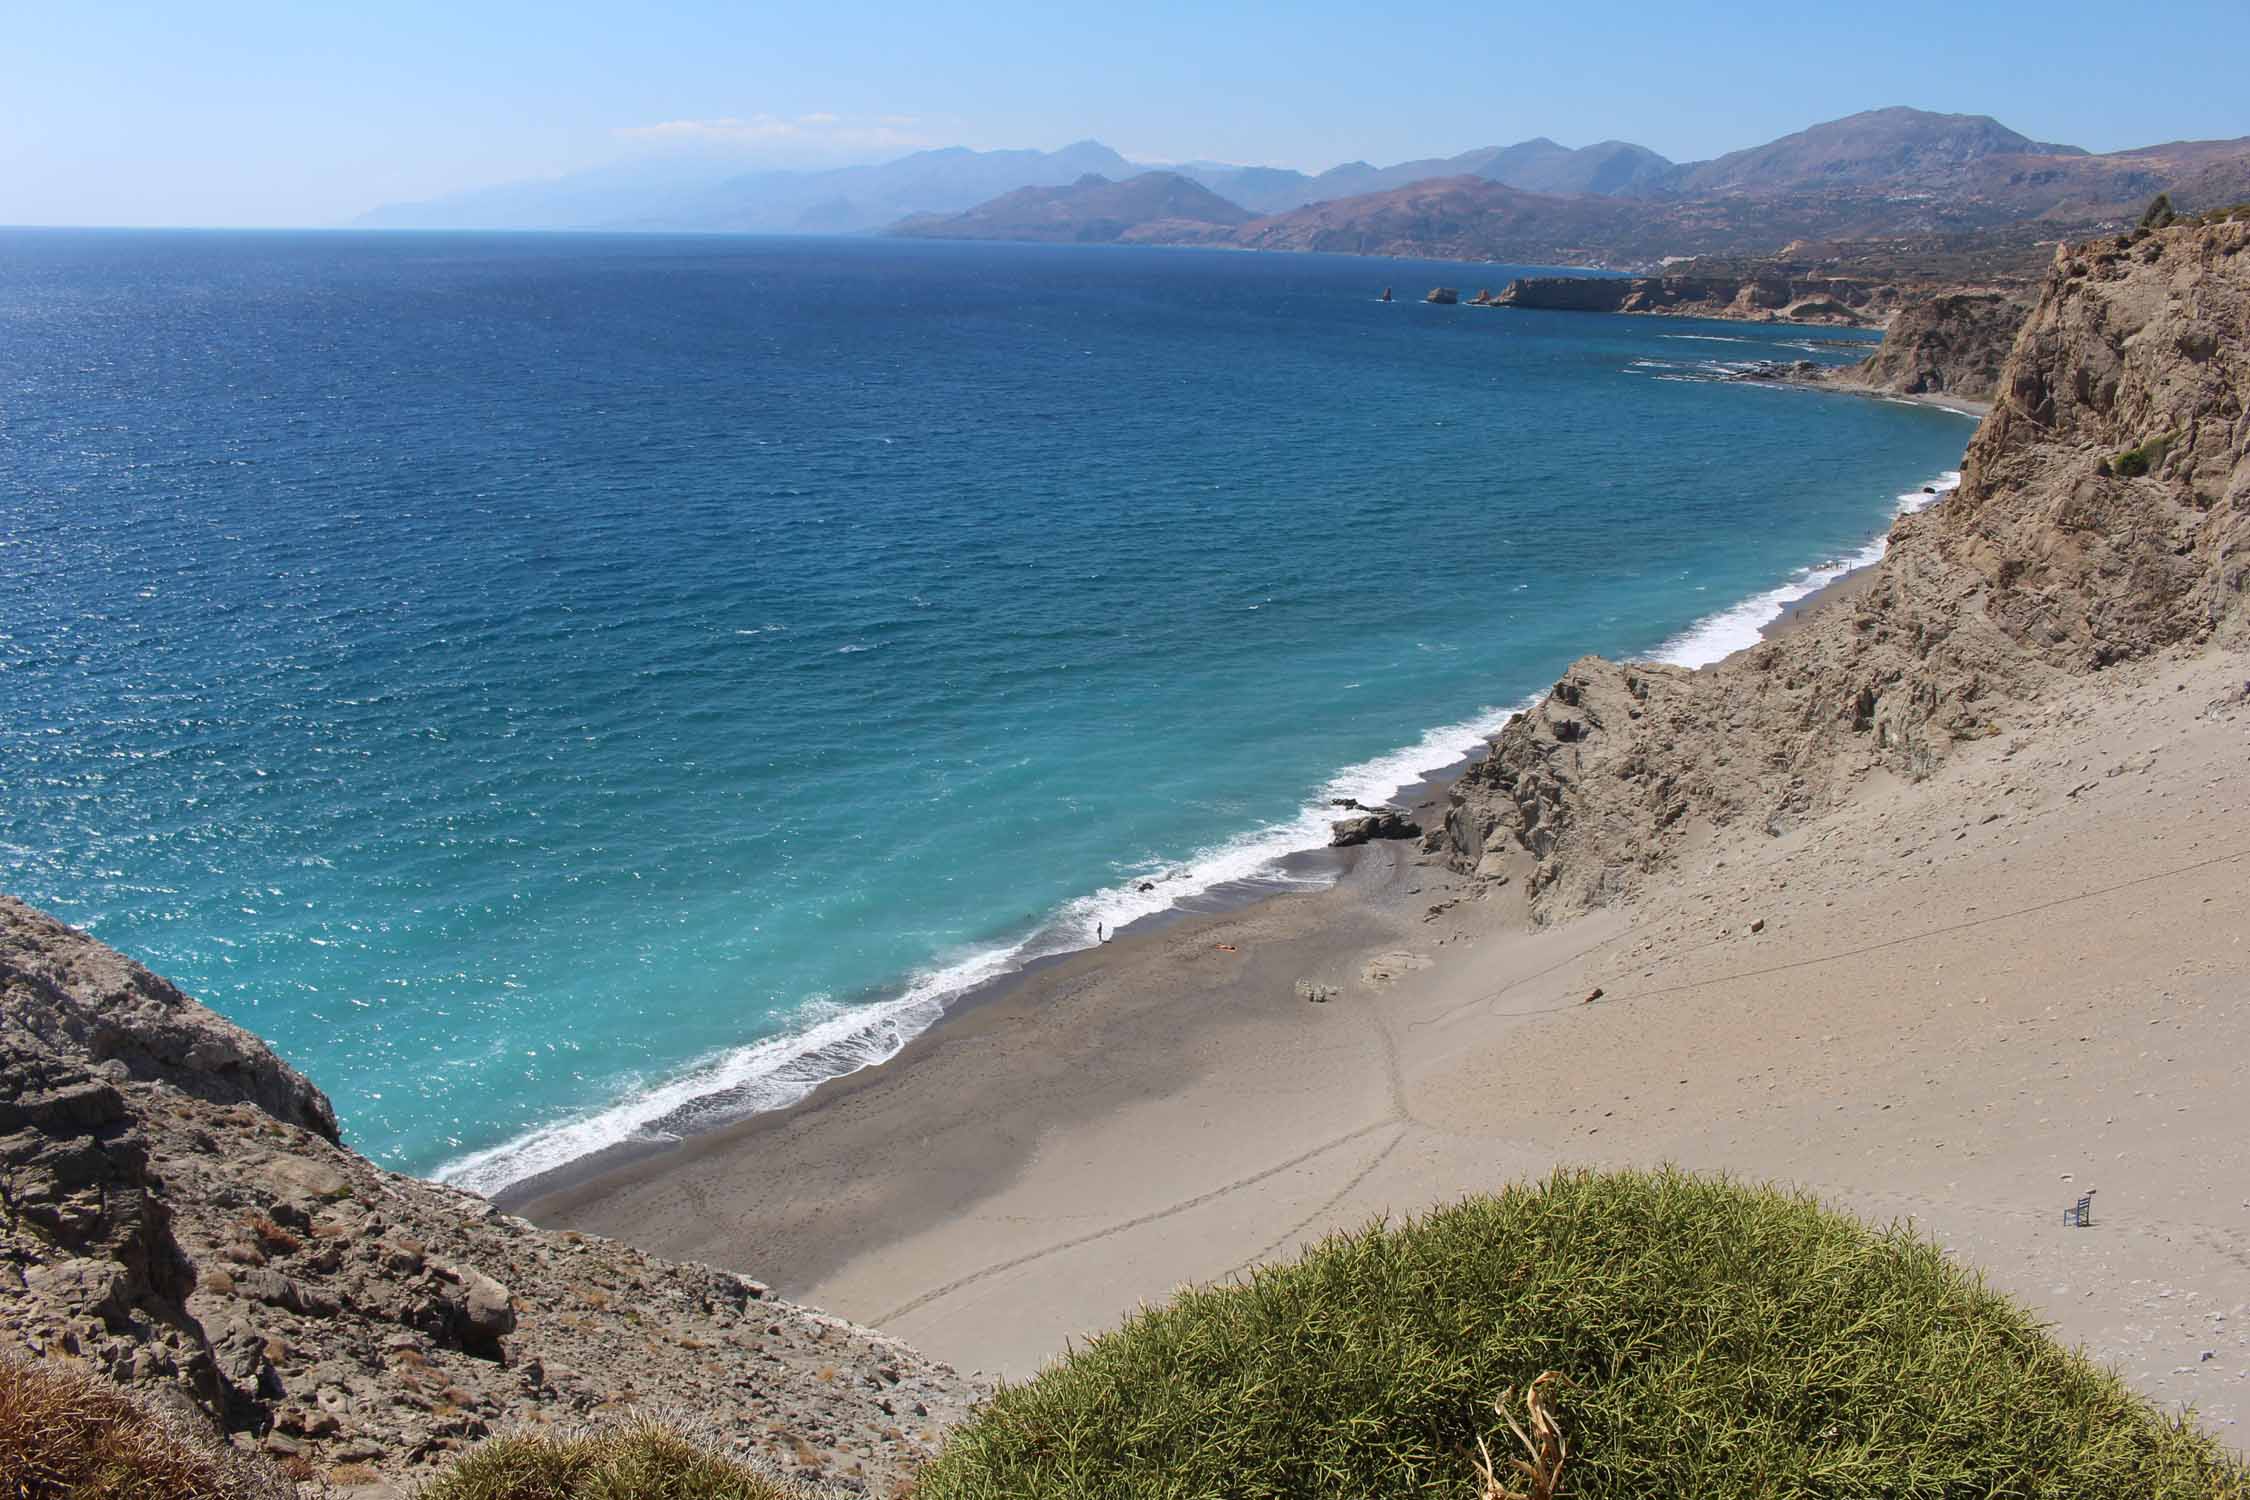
[526,219,2250,1430]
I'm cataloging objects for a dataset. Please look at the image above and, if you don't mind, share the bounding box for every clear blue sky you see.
[5,0,2246,227]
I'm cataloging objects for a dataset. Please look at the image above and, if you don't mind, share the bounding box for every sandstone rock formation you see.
[0,895,984,1493]
[1446,219,2249,918]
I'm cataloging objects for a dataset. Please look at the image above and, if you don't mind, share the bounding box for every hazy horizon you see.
[5,0,2248,229]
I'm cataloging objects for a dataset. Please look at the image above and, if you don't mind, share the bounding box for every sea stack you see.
[1425,287,1459,305]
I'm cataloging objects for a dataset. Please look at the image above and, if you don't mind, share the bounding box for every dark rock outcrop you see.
[1329,810,1423,847]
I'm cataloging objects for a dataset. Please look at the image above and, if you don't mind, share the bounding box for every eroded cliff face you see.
[0,895,984,1493]
[1447,219,2249,918]
[3,904,336,1141]
[1833,290,2031,400]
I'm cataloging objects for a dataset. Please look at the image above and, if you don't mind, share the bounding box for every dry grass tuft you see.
[0,1356,290,1500]
[240,1214,302,1256]
[416,1417,806,1499]
[1474,1373,1572,1500]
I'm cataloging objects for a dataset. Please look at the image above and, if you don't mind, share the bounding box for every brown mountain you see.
[892,170,1251,243]
[1217,175,2094,266]
[894,109,2250,271]
[1224,175,1647,263]
[2127,138,2250,210]
[1663,107,2084,195]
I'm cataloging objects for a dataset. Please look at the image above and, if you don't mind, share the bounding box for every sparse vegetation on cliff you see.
[913,1170,2244,1499]
[2113,432,2179,478]
[0,1359,291,1500]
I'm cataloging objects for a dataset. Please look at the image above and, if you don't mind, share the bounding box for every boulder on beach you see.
[1329,809,1423,847]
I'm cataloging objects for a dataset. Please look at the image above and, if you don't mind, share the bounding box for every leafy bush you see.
[915,1170,2246,1499]
[2114,433,2176,478]
[0,1357,291,1500]
[417,1419,801,1500]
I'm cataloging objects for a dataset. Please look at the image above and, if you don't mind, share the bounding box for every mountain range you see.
[358,108,2250,270]
[901,112,2250,268]
[357,139,1144,233]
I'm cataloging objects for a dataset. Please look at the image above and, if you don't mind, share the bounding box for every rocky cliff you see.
[0,896,984,1493]
[1827,289,2033,400]
[1444,219,2249,916]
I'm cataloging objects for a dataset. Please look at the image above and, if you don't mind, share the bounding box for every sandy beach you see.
[525,642,2250,1435]
[522,219,2250,1449]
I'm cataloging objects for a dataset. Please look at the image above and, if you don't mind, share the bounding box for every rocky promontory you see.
[1447,218,2249,917]
[1823,288,2032,400]
[1494,271,1889,325]
[0,895,985,1493]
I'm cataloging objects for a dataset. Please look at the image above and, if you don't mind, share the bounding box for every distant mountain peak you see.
[893,169,1251,244]
[1671,106,2092,195]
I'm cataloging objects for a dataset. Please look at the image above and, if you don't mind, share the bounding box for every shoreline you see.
[496,746,1484,1214]
[1820,378,1993,420]
[490,448,1967,1206]
[523,639,2250,1433]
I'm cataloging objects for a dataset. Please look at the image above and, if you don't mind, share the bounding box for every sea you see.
[0,229,1974,1193]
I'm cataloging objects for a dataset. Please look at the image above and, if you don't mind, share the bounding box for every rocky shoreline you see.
[1494,270,1894,325]
[1442,220,2245,920]
[1498,270,2034,405]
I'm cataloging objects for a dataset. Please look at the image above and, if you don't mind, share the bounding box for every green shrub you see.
[2114,433,2176,478]
[0,1357,291,1500]
[916,1170,2246,1499]
[417,1420,799,1500]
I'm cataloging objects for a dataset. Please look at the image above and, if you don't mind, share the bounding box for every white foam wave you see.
[1881,395,1984,420]
[1648,469,1959,666]
[436,703,1521,1197]
[438,467,1965,1198]
[1658,333,1758,344]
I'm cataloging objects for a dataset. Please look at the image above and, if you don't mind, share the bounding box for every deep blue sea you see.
[0,230,1973,1190]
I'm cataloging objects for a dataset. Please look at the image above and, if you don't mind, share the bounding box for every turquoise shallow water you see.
[0,230,1973,1188]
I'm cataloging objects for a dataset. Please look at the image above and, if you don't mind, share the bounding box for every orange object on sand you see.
[1215,943,1238,952]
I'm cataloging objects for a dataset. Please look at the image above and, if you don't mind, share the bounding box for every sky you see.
[4,0,2247,227]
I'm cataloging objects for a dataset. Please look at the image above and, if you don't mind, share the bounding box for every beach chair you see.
[2062,1190,2095,1227]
